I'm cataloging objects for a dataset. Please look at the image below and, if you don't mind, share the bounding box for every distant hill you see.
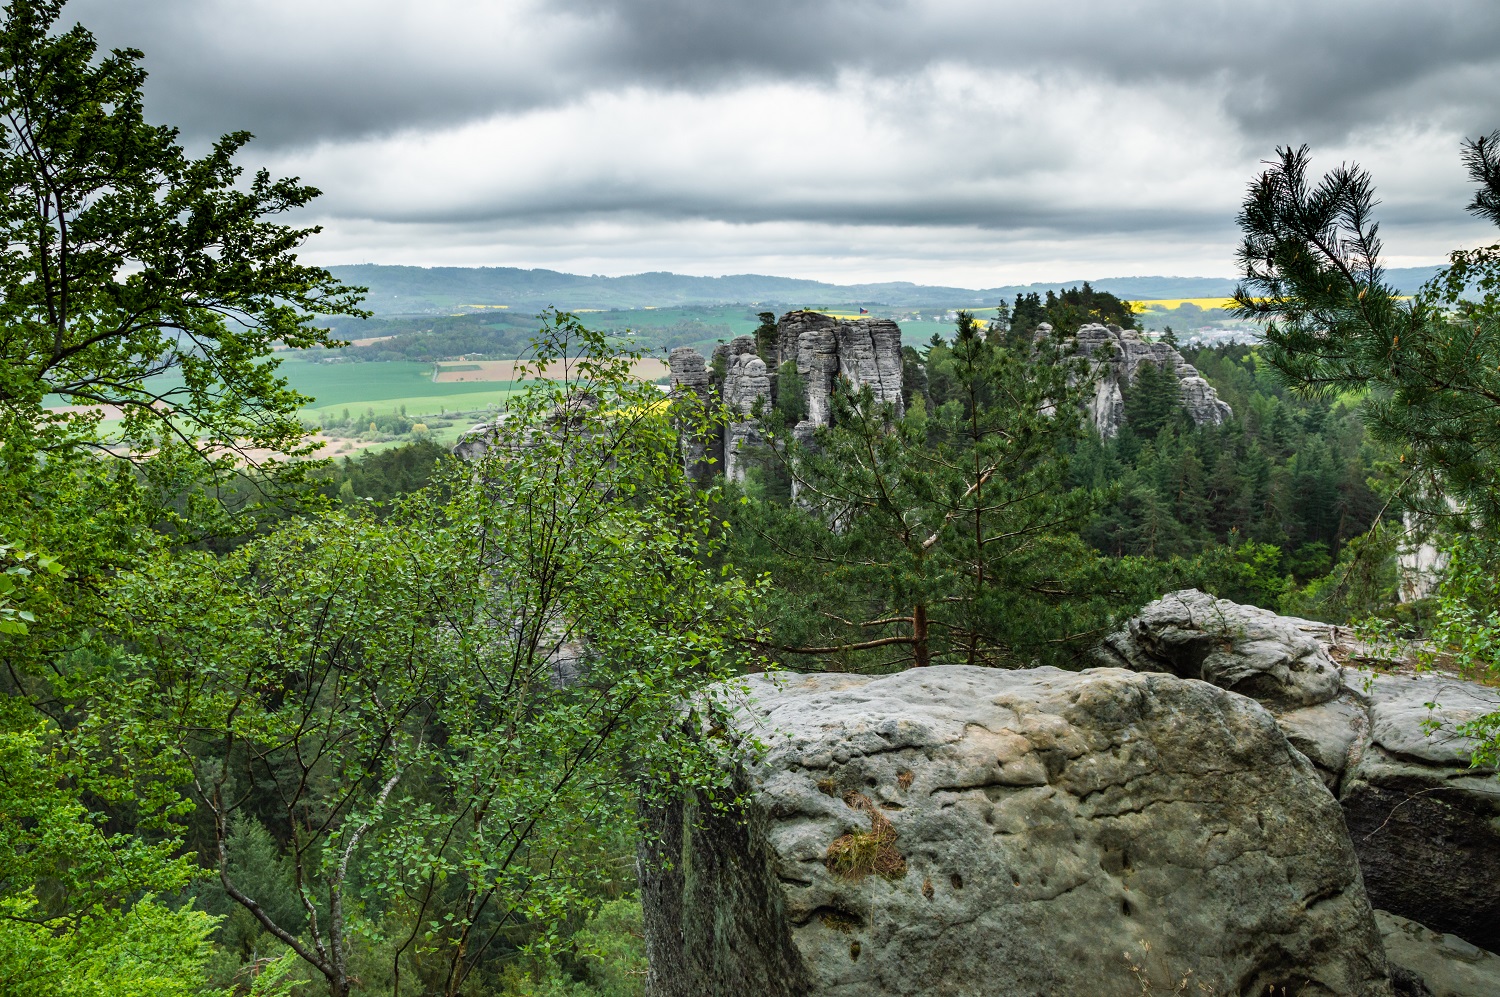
[326,264,1449,315]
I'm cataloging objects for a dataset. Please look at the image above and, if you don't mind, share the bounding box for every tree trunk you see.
[913,602,930,667]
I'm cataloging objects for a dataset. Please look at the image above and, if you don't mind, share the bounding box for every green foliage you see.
[0,0,363,469]
[899,345,927,410]
[1279,521,1402,623]
[106,311,757,997]
[188,815,307,957]
[0,895,226,997]
[1415,535,1500,767]
[1234,137,1500,531]
[569,898,648,997]
[0,705,214,997]
[1120,359,1183,439]
[732,310,1149,669]
[1006,283,1138,340]
[0,539,62,635]
[318,439,454,508]
[753,311,778,363]
[493,897,646,997]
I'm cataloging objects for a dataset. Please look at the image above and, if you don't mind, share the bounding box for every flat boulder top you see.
[733,664,1304,774]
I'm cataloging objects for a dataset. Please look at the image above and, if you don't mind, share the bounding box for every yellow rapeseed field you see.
[1130,298,1240,313]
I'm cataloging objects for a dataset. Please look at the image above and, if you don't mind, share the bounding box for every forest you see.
[4,1,1500,995]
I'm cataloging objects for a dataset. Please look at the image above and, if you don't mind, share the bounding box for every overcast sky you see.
[67,0,1500,286]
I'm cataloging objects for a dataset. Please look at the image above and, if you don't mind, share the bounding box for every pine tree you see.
[1234,134,1500,530]
[733,312,1140,668]
[753,311,778,362]
[1121,359,1182,437]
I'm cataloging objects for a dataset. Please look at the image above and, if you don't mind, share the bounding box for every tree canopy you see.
[0,0,363,471]
[1234,134,1500,531]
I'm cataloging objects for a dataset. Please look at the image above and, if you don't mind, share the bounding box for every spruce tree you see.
[1121,359,1182,438]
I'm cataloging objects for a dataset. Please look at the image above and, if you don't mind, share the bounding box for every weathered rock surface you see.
[641,666,1392,997]
[719,345,772,483]
[1339,671,1500,953]
[1093,588,1343,708]
[1099,590,1500,952]
[1070,324,1232,436]
[667,346,720,480]
[666,312,907,481]
[774,310,904,442]
[1377,910,1500,997]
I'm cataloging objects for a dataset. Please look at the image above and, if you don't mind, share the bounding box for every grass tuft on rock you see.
[825,792,907,880]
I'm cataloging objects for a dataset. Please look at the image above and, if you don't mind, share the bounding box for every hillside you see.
[327,264,1448,315]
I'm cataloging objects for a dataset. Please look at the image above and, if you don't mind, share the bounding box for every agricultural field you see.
[432,358,670,383]
[1131,297,1241,312]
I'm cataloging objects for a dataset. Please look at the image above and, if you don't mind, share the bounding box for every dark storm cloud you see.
[63,0,1500,150]
[55,0,1500,277]
[573,0,1500,143]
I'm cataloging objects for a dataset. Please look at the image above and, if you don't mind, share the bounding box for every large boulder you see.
[1094,588,1343,708]
[1099,591,1500,952]
[640,666,1392,997]
[1377,910,1500,997]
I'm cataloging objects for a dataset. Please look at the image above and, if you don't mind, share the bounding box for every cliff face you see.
[773,311,904,443]
[667,312,905,481]
[1069,323,1232,436]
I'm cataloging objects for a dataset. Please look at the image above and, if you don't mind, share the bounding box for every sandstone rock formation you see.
[1070,324,1232,436]
[666,312,906,481]
[641,666,1392,997]
[1093,588,1343,709]
[773,310,904,443]
[1097,590,1500,952]
[715,337,772,482]
[667,346,719,481]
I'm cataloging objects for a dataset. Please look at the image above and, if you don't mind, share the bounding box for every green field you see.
[128,358,523,420]
[270,359,517,411]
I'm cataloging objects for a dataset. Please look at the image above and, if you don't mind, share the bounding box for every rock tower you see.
[668,311,905,482]
[1067,323,1232,436]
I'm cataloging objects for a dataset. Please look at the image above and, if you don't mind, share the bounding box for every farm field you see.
[433,358,670,382]
[44,358,523,424]
[1132,297,1240,312]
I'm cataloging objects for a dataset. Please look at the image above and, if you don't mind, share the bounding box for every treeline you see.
[1005,282,1140,339]
[1073,344,1391,607]
[322,312,536,361]
[318,312,736,363]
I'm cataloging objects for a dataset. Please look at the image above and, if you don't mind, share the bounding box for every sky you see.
[66,0,1500,287]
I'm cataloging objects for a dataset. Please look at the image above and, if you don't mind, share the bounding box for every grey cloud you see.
[63,0,1500,149]
[352,187,1230,237]
[52,0,1500,278]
